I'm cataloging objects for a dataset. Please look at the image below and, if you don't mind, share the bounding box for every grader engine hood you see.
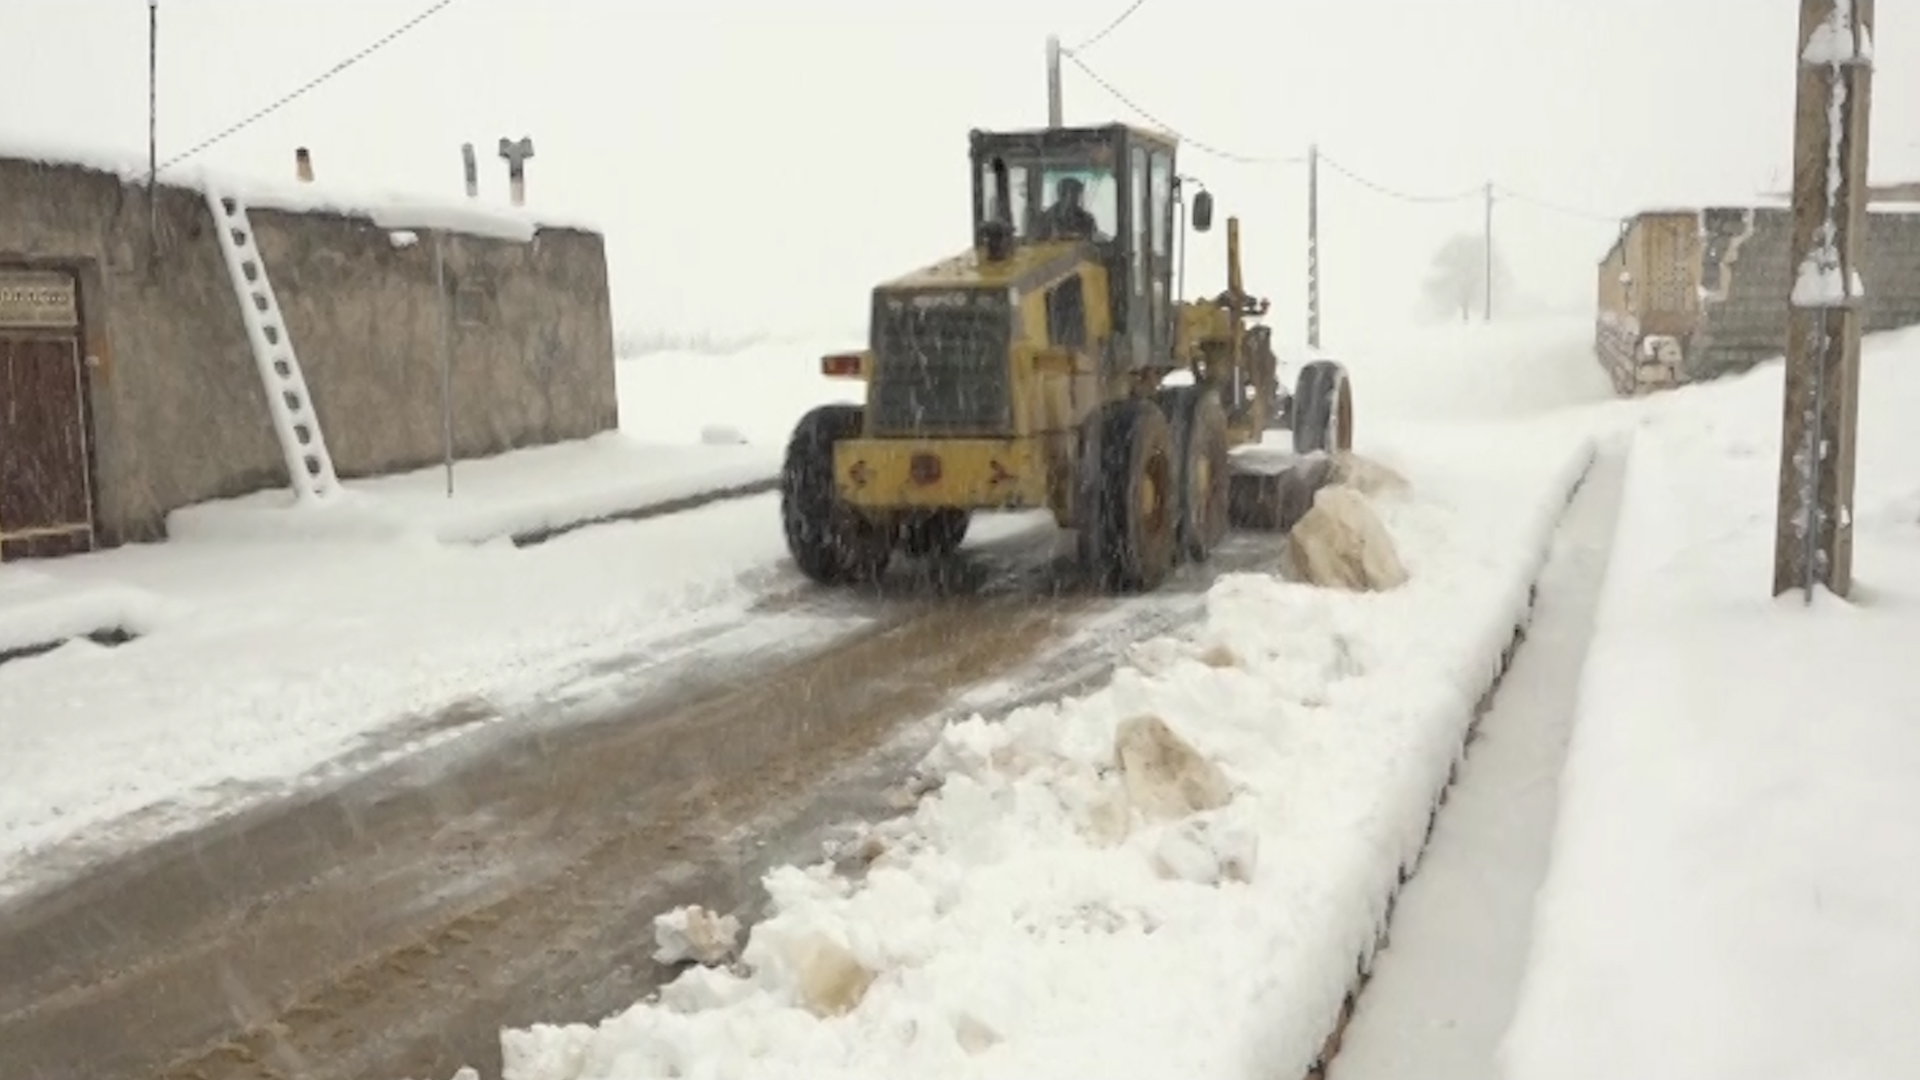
[866,284,1013,437]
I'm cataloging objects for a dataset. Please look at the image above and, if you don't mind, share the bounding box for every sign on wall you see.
[0,270,79,331]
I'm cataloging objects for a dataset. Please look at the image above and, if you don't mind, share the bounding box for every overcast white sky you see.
[2,0,1914,345]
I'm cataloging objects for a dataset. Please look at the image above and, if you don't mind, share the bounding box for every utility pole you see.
[1772,0,1873,601]
[147,0,159,250]
[1306,143,1321,349]
[1046,34,1064,127]
[1482,181,1495,322]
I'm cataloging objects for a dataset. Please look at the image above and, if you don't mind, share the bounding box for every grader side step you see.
[1226,451,1334,533]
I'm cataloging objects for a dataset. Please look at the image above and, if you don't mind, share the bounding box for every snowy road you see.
[0,504,1297,1080]
[1327,444,1626,1080]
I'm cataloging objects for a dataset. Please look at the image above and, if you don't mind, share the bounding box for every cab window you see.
[979,160,1031,238]
[1035,167,1118,242]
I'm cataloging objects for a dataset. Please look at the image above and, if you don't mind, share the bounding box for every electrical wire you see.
[160,0,462,171]
[1062,51,1307,167]
[1072,0,1151,53]
[1317,153,1482,204]
[1494,185,1626,224]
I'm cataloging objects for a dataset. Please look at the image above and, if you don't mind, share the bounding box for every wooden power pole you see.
[1772,0,1874,601]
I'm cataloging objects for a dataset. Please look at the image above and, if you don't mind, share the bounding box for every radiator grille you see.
[868,291,1011,436]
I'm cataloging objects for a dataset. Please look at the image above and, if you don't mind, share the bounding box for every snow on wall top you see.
[1,136,601,244]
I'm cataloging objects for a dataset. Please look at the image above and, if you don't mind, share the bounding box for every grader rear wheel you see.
[780,405,891,585]
[1077,399,1178,592]
[1291,360,1354,455]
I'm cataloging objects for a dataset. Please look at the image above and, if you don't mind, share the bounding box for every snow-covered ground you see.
[2,319,1599,902]
[1498,328,1920,1080]
[497,423,1597,1080]
[484,319,1619,1080]
[2,312,1636,1074]
[0,351,851,901]
[167,433,778,546]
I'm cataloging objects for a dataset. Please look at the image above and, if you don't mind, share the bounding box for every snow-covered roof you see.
[1,136,600,244]
[1633,193,1791,216]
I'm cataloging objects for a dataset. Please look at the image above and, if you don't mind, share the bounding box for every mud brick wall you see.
[1690,206,1920,382]
[0,155,618,544]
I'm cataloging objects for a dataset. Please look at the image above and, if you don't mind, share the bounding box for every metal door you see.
[0,269,94,561]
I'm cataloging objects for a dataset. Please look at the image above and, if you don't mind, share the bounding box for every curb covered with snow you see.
[164,434,780,547]
[0,569,170,663]
[493,424,1598,1080]
[1305,445,1599,1076]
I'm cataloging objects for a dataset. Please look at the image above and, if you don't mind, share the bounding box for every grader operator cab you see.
[781,121,1354,592]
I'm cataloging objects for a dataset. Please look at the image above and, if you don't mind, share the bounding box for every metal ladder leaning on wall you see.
[203,188,342,503]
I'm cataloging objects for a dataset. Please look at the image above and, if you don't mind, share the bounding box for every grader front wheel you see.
[1157,387,1231,562]
[780,405,891,585]
[1078,399,1179,592]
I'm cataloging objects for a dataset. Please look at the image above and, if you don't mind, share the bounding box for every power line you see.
[1318,153,1481,204]
[1062,51,1307,167]
[1495,186,1625,224]
[159,0,462,171]
[1073,0,1151,53]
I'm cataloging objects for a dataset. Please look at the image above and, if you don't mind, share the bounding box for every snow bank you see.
[165,433,778,546]
[0,568,170,656]
[494,421,1596,1080]
[1499,329,1920,1080]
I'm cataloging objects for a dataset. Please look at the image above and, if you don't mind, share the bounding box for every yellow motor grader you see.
[781,121,1354,592]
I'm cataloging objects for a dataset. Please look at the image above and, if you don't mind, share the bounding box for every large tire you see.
[1077,399,1178,592]
[1156,387,1231,562]
[780,405,891,585]
[1290,360,1354,456]
[897,509,971,557]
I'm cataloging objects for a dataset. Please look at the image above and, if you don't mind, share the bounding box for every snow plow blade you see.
[1226,450,1336,533]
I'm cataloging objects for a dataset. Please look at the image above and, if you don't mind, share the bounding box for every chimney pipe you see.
[295,146,313,183]
[461,143,478,199]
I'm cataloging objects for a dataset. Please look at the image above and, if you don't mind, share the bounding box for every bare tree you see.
[1421,232,1512,322]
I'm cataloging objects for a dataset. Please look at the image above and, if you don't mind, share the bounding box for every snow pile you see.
[494,423,1596,1080]
[1499,328,1920,1080]
[0,567,170,656]
[654,906,744,967]
[1283,483,1410,592]
[165,433,778,546]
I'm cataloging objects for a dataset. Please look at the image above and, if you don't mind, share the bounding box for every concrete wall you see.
[1593,205,1920,393]
[1690,206,1920,381]
[0,155,617,544]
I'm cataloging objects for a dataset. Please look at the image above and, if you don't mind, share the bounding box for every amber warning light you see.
[820,353,862,377]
